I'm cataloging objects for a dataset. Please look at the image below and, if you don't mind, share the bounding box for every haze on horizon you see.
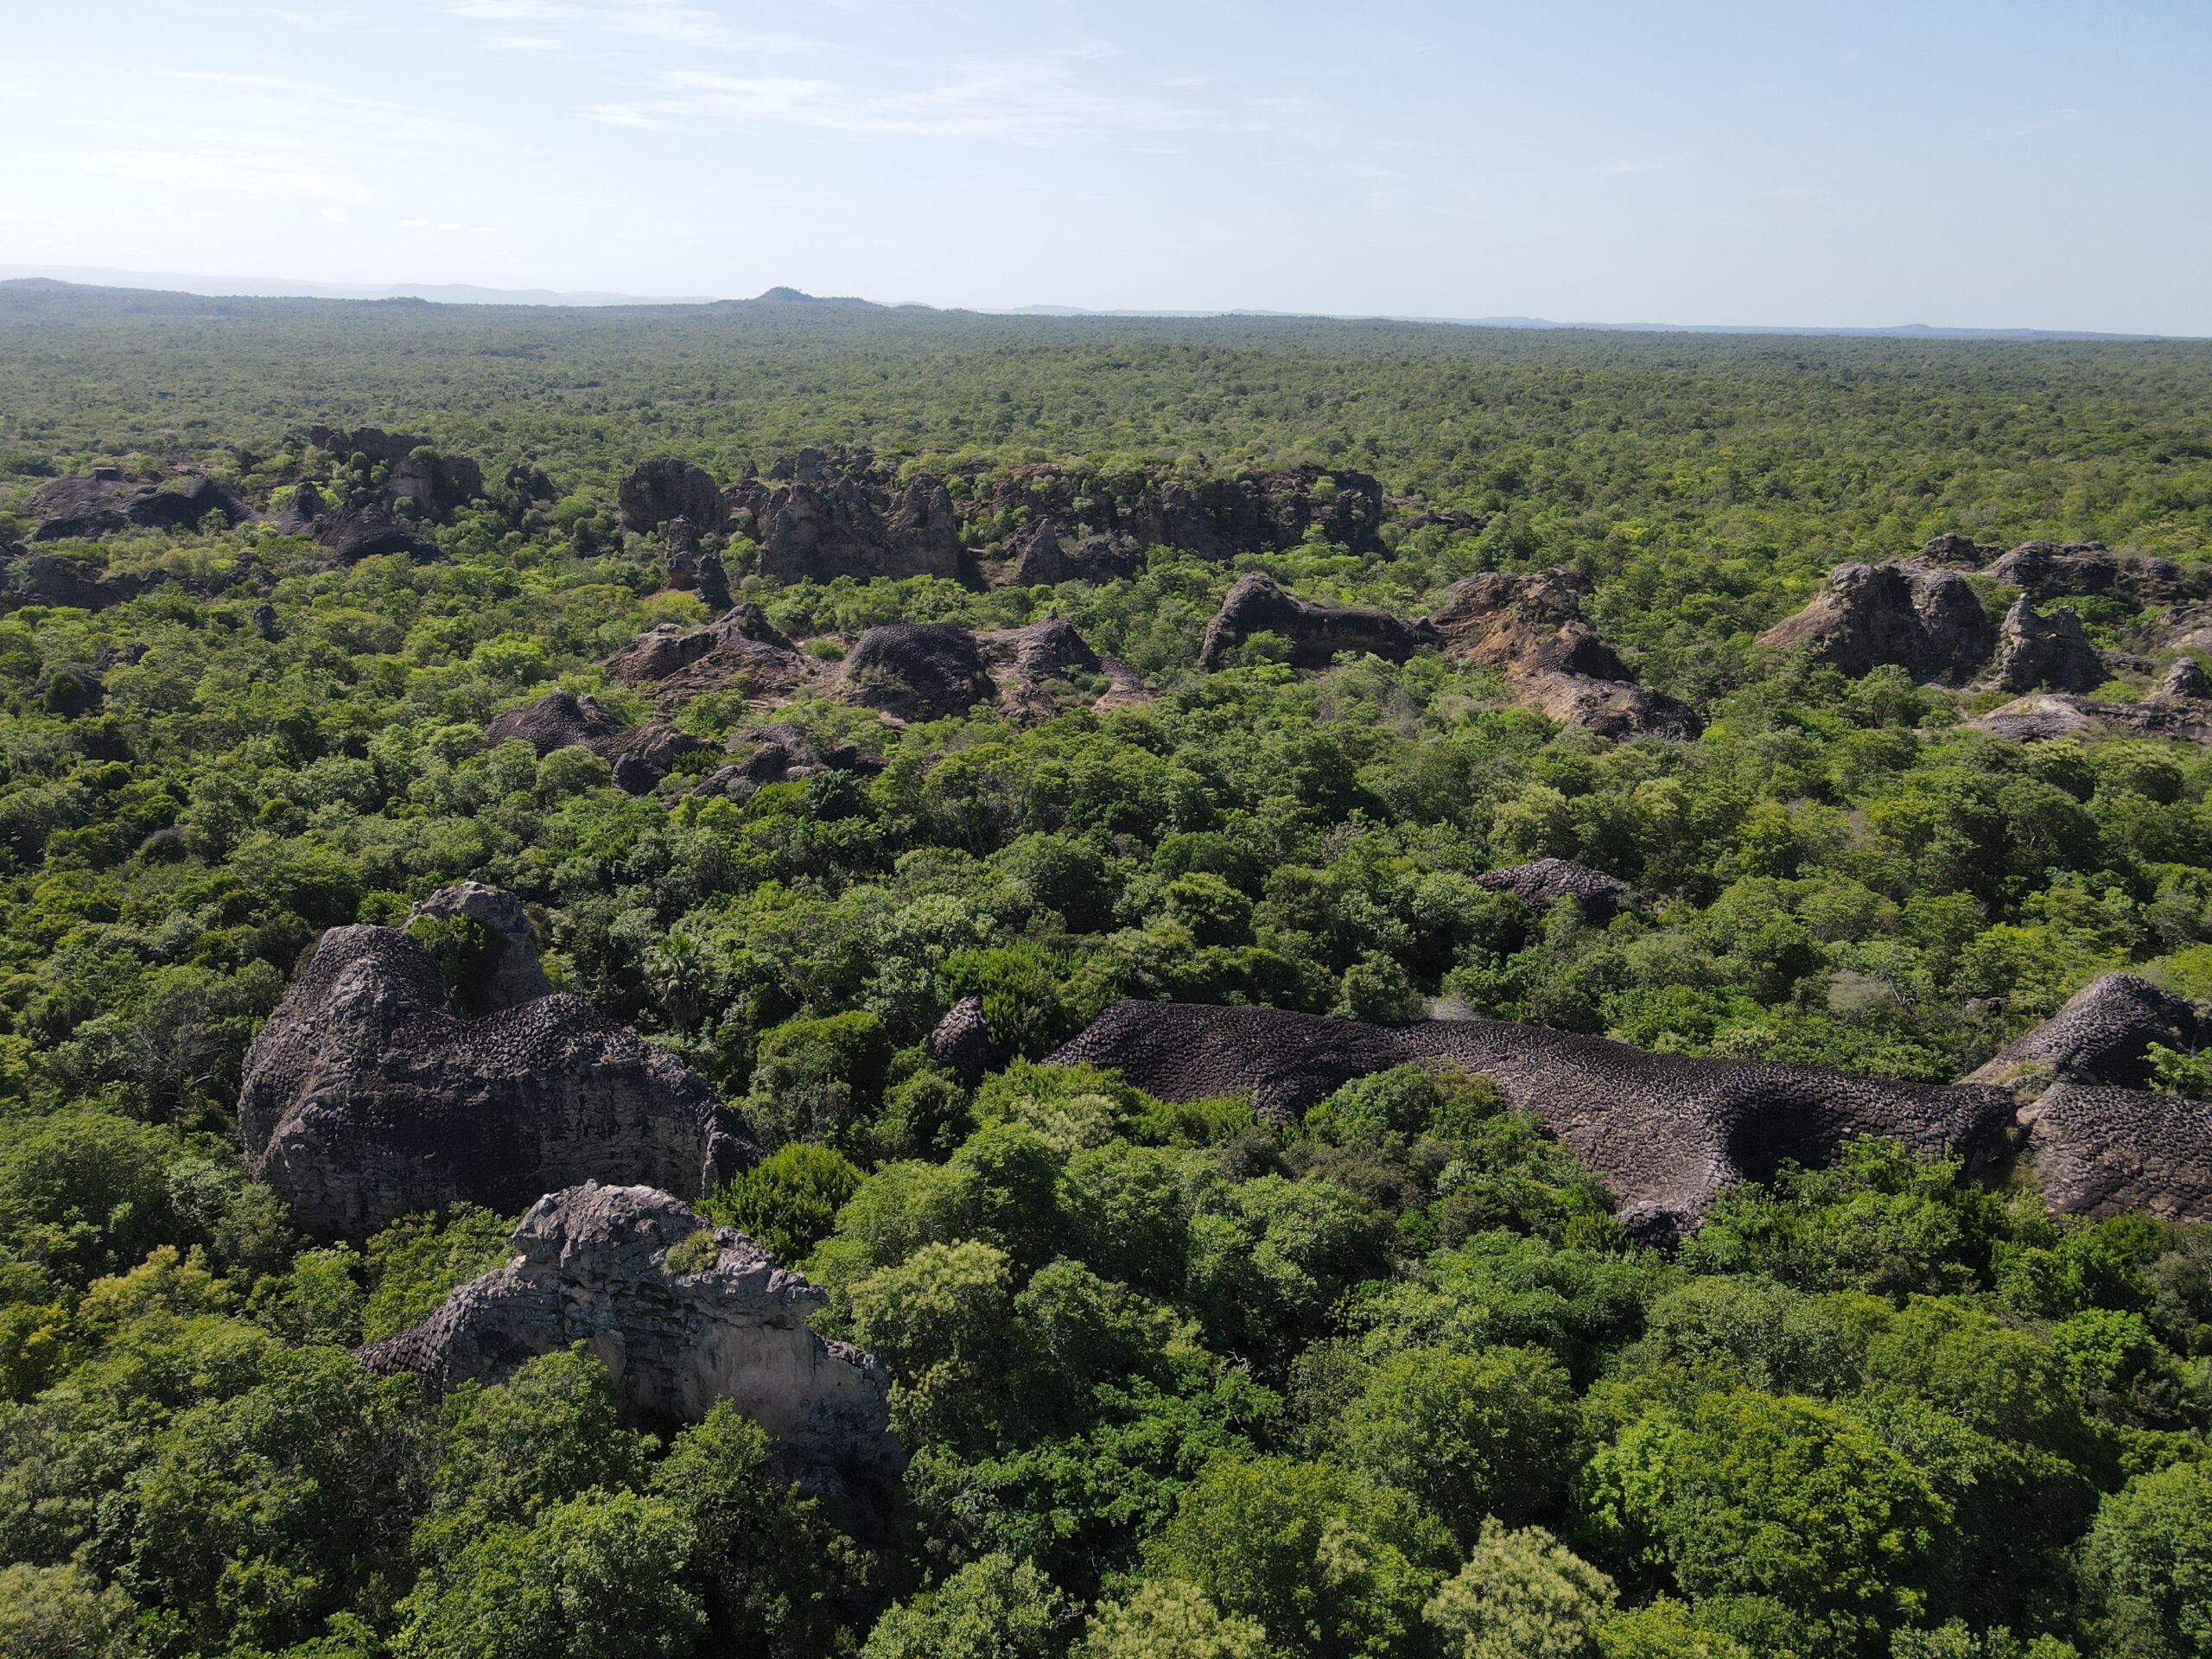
[3,0,2208,337]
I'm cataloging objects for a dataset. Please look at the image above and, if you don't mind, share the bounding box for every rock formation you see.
[658,517,731,611]
[1985,599,2107,694]
[976,614,1140,718]
[1006,519,1137,586]
[26,472,251,541]
[1966,972,2200,1093]
[602,604,806,704]
[1969,658,2212,745]
[483,690,711,791]
[690,722,887,799]
[310,499,445,564]
[1428,570,1702,739]
[308,426,484,520]
[1757,559,1994,681]
[1198,573,1439,670]
[926,995,992,1084]
[1050,1001,2018,1236]
[619,457,728,536]
[238,926,755,1240]
[1989,539,2202,605]
[729,454,970,586]
[841,623,995,720]
[2016,1085,2212,1222]
[1475,858,1637,924]
[0,548,146,610]
[358,1183,901,1492]
[406,881,552,1014]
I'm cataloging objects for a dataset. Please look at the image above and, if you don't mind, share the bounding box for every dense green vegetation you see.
[2,286,2210,1656]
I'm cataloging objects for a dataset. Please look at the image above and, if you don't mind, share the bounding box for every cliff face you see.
[238,925,755,1240]
[359,1183,903,1494]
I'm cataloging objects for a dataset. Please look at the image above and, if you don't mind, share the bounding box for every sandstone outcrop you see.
[238,926,755,1240]
[0,548,146,610]
[1050,1001,2017,1236]
[1989,539,2202,606]
[658,517,731,611]
[2016,1085,2212,1222]
[691,722,887,799]
[1428,570,1702,739]
[965,458,1390,561]
[1966,971,2200,1092]
[619,457,728,536]
[358,1183,900,1492]
[308,425,484,520]
[1758,559,1994,681]
[977,614,1136,718]
[926,995,991,1084]
[841,622,995,720]
[483,690,711,791]
[1198,572,1438,670]
[729,454,970,586]
[27,472,251,541]
[1475,858,1637,924]
[311,499,445,564]
[1986,599,2106,694]
[407,881,551,1014]
[1006,519,1137,586]
[1968,660,2212,745]
[602,604,806,704]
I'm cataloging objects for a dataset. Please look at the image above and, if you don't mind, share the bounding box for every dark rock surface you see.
[1757,559,1995,682]
[842,623,995,720]
[1986,599,2106,694]
[358,1183,900,1492]
[312,500,444,564]
[1990,539,2202,605]
[1475,858,1637,923]
[926,995,992,1084]
[619,457,728,536]
[1006,518,1137,586]
[1968,664,2212,744]
[0,549,145,610]
[2018,1085,2212,1222]
[1050,1001,2018,1236]
[658,517,731,611]
[26,473,251,541]
[239,926,754,1240]
[407,880,552,1014]
[1965,971,2201,1091]
[730,453,969,586]
[692,722,887,799]
[602,604,804,703]
[1428,570,1702,739]
[482,690,709,791]
[976,614,1128,718]
[308,425,484,520]
[1198,572,1439,670]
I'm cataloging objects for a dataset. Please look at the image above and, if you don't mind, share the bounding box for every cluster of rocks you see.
[1197,572,1437,669]
[602,601,808,705]
[273,426,487,564]
[1971,658,2212,745]
[23,469,252,542]
[359,1183,901,1495]
[237,915,754,1238]
[484,688,712,794]
[690,721,887,801]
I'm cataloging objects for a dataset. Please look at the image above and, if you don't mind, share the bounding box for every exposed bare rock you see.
[976,614,1123,718]
[407,881,551,1014]
[1049,1001,2018,1237]
[505,461,557,503]
[1986,599,2106,694]
[691,721,888,800]
[308,425,484,520]
[1198,573,1439,671]
[1966,971,2201,1092]
[1006,519,1137,586]
[1428,570,1702,739]
[2159,657,2211,701]
[927,995,991,1084]
[26,472,251,542]
[1476,858,1637,924]
[358,1183,900,1492]
[732,456,973,587]
[618,457,728,535]
[2018,1084,2212,1222]
[658,517,731,611]
[312,500,444,564]
[1989,539,2202,605]
[1970,688,2212,746]
[0,549,145,610]
[238,927,755,1240]
[602,603,804,702]
[483,690,710,791]
[251,601,279,640]
[842,623,995,720]
[1757,560,1994,682]
[1918,533,2004,568]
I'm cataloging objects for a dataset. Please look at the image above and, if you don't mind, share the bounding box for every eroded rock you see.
[1758,559,1994,682]
[1475,858,1637,924]
[407,881,552,1014]
[842,623,995,720]
[358,1182,900,1492]
[238,927,754,1240]
[484,690,711,791]
[26,473,251,542]
[602,604,805,704]
[2018,1085,2212,1222]
[1965,971,2201,1092]
[927,995,991,1084]
[619,457,728,536]
[1986,599,2106,694]
[1198,572,1438,670]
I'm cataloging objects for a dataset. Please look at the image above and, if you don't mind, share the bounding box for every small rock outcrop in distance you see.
[1965,971,2201,1093]
[1049,1001,2019,1237]
[313,499,445,564]
[691,721,887,800]
[1198,572,1439,670]
[1757,559,1994,682]
[27,473,252,542]
[1475,858,1637,924]
[1916,532,2004,568]
[0,547,146,611]
[1006,518,1138,586]
[483,689,712,792]
[406,881,552,1014]
[1986,599,2107,695]
[2017,1085,2212,1222]
[926,995,991,1084]
[658,517,732,611]
[841,622,995,720]
[1968,662,2212,745]
[602,604,805,704]
[239,927,756,1240]
[1989,539,2202,606]
[358,1183,901,1494]
[730,450,971,587]
[619,457,728,536]
[308,425,485,520]
[1427,570,1702,739]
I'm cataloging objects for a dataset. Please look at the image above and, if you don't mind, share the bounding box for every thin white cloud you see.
[491,32,565,51]
[447,0,825,54]
[1592,157,1667,177]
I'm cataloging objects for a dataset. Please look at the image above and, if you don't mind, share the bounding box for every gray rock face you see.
[1989,540,2200,605]
[1966,971,2201,1092]
[691,722,887,800]
[483,690,711,790]
[2018,1085,2212,1222]
[0,549,144,610]
[619,458,728,536]
[926,995,991,1084]
[842,623,995,720]
[1428,570,1702,739]
[26,473,251,541]
[1986,599,2106,694]
[735,466,973,587]
[238,926,755,1240]
[358,1183,900,1493]
[602,604,804,702]
[308,426,484,519]
[1198,572,1439,670]
[309,499,444,565]
[1758,560,1995,682]
[407,881,552,1014]
[1050,1001,2018,1237]
[1475,858,1637,924]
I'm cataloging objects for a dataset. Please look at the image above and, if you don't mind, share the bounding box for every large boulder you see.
[841,623,995,720]
[0,548,144,610]
[313,500,444,564]
[1427,570,1701,739]
[26,473,251,541]
[1989,539,2201,605]
[734,460,971,586]
[1198,572,1438,670]
[1758,559,1994,681]
[238,926,755,1240]
[976,614,1121,718]
[406,881,552,1014]
[1475,858,1637,924]
[1050,1001,2017,1237]
[483,690,710,791]
[358,1183,901,1493]
[619,457,728,535]
[305,427,483,521]
[2017,1085,2212,1221]
[602,604,805,704]
[1966,971,2201,1092]
[1985,599,2106,694]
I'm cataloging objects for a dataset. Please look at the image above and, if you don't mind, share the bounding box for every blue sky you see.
[2,1,2207,331]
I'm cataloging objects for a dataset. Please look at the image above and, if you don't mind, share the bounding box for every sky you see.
[2,1,2209,333]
